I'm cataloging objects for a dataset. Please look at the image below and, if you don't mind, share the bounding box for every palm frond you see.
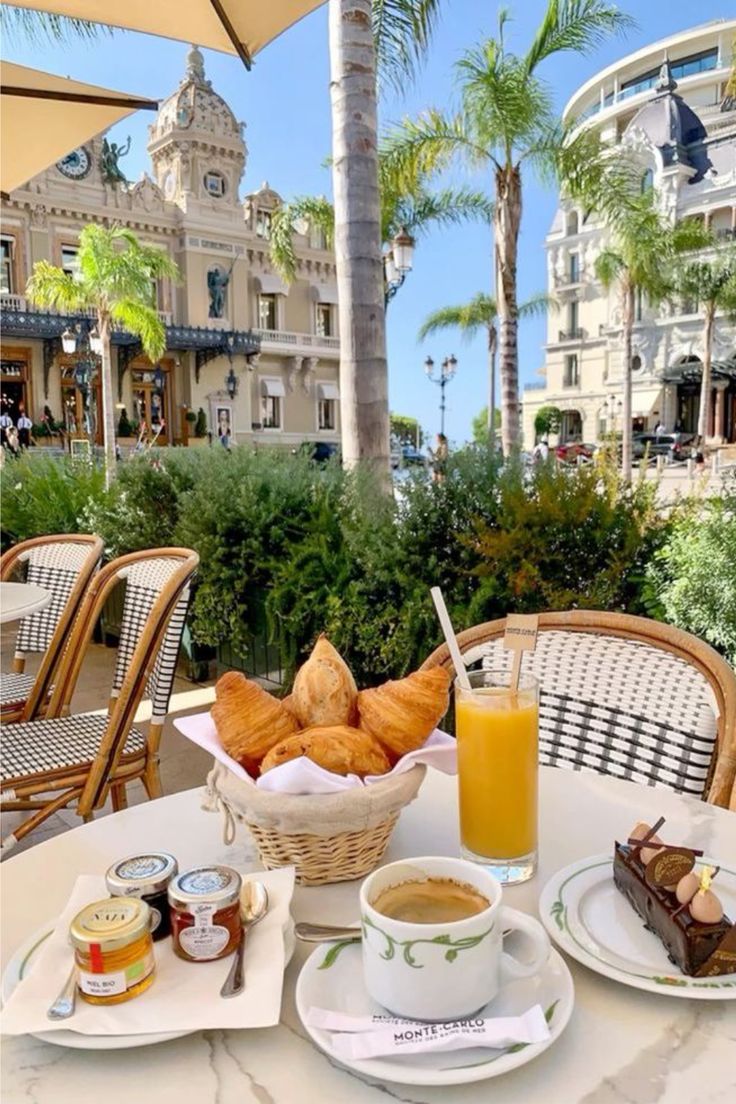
[380,110,484,192]
[418,294,497,342]
[519,291,559,317]
[594,249,625,289]
[390,187,493,240]
[111,300,167,361]
[373,0,442,93]
[25,262,87,313]
[0,5,110,45]
[270,197,335,283]
[524,1,634,76]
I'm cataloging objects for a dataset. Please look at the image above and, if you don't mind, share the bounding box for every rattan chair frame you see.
[420,610,736,810]
[1,547,199,849]
[0,534,104,723]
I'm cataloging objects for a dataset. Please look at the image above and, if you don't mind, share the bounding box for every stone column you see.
[713,380,729,443]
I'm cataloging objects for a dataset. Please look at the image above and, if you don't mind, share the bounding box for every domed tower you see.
[147,45,246,211]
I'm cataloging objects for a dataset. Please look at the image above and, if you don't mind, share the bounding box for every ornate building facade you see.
[522,21,736,449]
[0,47,340,448]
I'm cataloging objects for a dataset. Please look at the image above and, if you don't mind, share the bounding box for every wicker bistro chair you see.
[421,611,736,811]
[0,535,104,723]
[0,547,199,853]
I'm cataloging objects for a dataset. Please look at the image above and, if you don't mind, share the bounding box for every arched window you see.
[567,210,579,236]
[641,168,654,193]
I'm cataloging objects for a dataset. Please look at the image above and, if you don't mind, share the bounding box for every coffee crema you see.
[371,877,490,924]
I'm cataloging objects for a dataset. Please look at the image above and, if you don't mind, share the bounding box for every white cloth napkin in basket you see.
[2,867,294,1037]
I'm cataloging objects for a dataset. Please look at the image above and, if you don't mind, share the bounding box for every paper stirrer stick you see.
[503,614,539,692]
[430,587,471,690]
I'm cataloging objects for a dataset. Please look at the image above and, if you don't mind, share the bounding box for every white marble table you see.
[2,768,735,1104]
[0,581,51,624]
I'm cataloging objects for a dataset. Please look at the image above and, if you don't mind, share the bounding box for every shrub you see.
[1,452,106,549]
[117,407,134,437]
[534,406,562,438]
[644,479,736,663]
[194,408,207,437]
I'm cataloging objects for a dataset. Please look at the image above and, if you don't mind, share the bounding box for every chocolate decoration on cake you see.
[613,818,735,978]
[644,848,695,888]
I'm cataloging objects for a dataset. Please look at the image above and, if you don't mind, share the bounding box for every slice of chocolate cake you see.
[613,842,732,976]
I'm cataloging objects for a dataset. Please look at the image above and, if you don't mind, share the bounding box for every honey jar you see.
[105,852,178,941]
[70,898,155,1005]
[168,865,242,962]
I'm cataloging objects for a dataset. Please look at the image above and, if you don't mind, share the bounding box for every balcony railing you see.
[558,328,584,342]
[0,294,172,325]
[254,328,340,351]
[715,227,735,241]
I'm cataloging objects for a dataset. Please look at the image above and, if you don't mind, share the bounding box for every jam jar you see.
[105,853,178,941]
[70,897,155,1005]
[168,865,242,962]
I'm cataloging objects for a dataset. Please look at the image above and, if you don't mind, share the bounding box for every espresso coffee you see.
[371,877,490,924]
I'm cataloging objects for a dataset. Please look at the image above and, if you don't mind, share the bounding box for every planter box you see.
[187,437,210,448]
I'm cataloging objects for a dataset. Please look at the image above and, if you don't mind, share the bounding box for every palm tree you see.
[269,172,492,298]
[381,1,631,457]
[26,223,179,487]
[673,244,736,444]
[417,292,553,452]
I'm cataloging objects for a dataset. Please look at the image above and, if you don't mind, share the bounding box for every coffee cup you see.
[360,856,550,1021]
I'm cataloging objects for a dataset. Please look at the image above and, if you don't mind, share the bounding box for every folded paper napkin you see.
[175,713,457,794]
[2,866,295,1037]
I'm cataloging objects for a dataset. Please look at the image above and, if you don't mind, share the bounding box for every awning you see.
[317,382,339,400]
[0,60,157,195]
[261,377,285,397]
[310,284,339,304]
[253,274,289,296]
[6,1,325,70]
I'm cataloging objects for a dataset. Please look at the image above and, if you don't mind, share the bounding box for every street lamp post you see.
[424,354,458,437]
[61,321,102,441]
[383,226,416,305]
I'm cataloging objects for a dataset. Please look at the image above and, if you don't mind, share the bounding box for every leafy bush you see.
[534,406,562,438]
[1,452,106,549]
[117,407,133,437]
[194,408,207,437]
[644,479,736,663]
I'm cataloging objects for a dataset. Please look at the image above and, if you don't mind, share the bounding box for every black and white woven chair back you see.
[476,631,718,798]
[14,541,95,660]
[111,557,191,726]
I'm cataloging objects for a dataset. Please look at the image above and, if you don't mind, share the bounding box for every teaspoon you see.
[220,880,269,999]
[295,922,362,943]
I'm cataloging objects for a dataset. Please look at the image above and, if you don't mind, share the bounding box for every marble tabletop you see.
[2,767,735,1104]
[0,581,51,624]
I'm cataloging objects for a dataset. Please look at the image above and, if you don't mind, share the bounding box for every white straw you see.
[430,587,471,690]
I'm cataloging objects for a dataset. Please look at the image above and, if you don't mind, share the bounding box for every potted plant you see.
[116,406,137,453]
[189,407,209,448]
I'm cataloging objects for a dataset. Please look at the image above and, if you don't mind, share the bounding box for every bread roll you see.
[290,635,358,727]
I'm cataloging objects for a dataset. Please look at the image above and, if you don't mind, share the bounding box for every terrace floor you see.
[1,625,217,855]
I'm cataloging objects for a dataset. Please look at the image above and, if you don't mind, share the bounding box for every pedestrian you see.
[654,419,665,441]
[5,425,20,456]
[17,411,33,449]
[429,433,448,484]
[532,437,550,464]
[0,407,13,448]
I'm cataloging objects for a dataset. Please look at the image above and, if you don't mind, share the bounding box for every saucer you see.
[539,854,736,999]
[295,941,574,1086]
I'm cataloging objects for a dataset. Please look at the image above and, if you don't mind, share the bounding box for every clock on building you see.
[56,147,92,179]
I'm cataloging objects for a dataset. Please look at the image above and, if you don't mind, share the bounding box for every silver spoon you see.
[220,880,269,999]
[295,922,362,944]
[47,964,77,1021]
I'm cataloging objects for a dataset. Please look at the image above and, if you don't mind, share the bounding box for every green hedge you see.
[3,445,728,682]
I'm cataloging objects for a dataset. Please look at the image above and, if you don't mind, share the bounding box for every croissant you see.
[260,725,391,777]
[290,635,358,727]
[358,667,451,760]
[211,671,297,772]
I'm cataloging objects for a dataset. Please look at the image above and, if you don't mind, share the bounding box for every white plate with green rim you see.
[539,854,736,999]
[2,918,296,1049]
[295,940,574,1086]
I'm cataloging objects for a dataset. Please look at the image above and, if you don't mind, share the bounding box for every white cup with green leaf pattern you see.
[360,856,550,1021]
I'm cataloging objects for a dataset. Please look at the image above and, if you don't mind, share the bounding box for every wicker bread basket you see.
[204,761,427,885]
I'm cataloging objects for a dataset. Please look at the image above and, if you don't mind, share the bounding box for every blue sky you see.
[3,2,730,443]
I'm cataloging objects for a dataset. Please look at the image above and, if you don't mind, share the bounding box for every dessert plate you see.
[295,941,574,1086]
[1,917,296,1050]
[540,854,736,1000]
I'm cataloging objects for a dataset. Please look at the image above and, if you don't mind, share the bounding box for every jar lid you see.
[70,897,151,952]
[105,852,178,897]
[168,865,241,910]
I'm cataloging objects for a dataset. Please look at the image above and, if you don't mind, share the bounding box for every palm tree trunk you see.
[494,165,522,456]
[487,322,497,453]
[98,313,117,489]
[696,302,715,445]
[621,282,634,483]
[329,0,389,479]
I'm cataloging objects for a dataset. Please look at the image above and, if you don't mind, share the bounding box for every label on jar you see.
[179,923,230,959]
[77,969,128,997]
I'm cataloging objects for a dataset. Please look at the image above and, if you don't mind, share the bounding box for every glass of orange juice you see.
[455,670,539,884]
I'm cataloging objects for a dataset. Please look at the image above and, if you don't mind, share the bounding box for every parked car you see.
[296,441,340,464]
[631,432,694,462]
[555,441,594,464]
[401,445,425,466]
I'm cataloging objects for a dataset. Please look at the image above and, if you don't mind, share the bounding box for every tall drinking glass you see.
[455,670,539,885]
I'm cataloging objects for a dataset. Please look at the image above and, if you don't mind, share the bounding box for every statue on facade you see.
[101,136,132,185]
[207,259,236,319]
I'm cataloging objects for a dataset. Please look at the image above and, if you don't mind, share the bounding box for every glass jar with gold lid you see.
[168,865,242,962]
[70,897,155,1005]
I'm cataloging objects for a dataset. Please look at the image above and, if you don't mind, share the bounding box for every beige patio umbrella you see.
[1,60,158,195]
[2,1,325,69]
